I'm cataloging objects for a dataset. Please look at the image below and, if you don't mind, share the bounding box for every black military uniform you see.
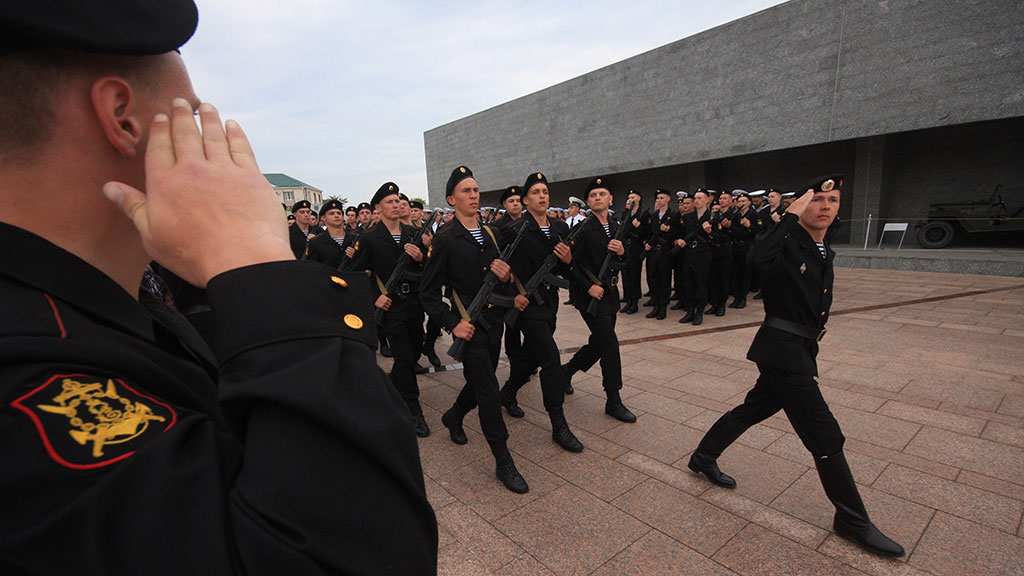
[670,192,689,309]
[562,177,636,423]
[0,4,437,570]
[641,190,676,320]
[421,166,528,494]
[728,193,759,308]
[619,194,645,314]
[678,190,714,325]
[707,194,736,317]
[501,172,584,453]
[349,183,430,436]
[288,199,317,259]
[687,175,904,559]
[305,199,354,269]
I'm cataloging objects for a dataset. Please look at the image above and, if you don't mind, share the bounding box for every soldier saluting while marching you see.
[686,175,904,558]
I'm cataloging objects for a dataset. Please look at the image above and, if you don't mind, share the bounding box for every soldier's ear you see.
[90,76,143,159]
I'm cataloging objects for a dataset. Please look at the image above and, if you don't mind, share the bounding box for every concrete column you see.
[850,136,885,247]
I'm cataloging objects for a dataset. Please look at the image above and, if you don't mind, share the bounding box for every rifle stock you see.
[585,209,632,315]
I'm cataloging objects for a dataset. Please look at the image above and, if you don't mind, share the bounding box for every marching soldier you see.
[562,178,637,423]
[500,172,585,453]
[305,198,354,269]
[288,199,318,259]
[641,189,676,320]
[422,166,529,494]
[687,175,904,558]
[677,188,714,325]
[349,183,431,437]
[728,191,758,308]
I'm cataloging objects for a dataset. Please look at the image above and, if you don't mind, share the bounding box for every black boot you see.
[623,300,639,314]
[655,305,667,320]
[643,298,654,307]
[733,296,746,309]
[414,363,428,374]
[679,307,695,323]
[705,304,717,315]
[441,405,467,445]
[550,412,584,453]
[562,363,576,394]
[411,411,430,438]
[715,305,726,317]
[687,412,745,488]
[752,291,763,300]
[645,306,659,318]
[424,344,442,368]
[605,389,637,423]
[692,307,704,326]
[816,452,905,557]
[670,300,686,310]
[493,445,529,494]
[379,334,392,358]
[619,301,630,313]
[500,382,524,418]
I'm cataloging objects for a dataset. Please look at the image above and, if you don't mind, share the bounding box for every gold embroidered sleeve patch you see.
[11,374,178,470]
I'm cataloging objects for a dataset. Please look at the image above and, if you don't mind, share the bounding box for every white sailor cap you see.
[749,190,766,197]
[568,196,584,207]
[676,190,688,198]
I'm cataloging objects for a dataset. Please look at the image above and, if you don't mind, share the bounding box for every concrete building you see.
[424,0,1024,247]
[265,173,324,213]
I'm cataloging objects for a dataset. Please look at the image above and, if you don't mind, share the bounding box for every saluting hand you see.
[785,189,815,221]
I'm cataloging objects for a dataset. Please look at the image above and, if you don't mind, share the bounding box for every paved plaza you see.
[392,267,1024,575]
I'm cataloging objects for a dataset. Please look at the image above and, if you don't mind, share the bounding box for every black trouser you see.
[503,319,534,388]
[623,240,644,302]
[383,296,425,415]
[423,317,442,347]
[646,247,673,308]
[700,364,845,460]
[731,244,752,298]
[683,245,711,310]
[709,244,733,307]
[451,308,509,448]
[506,291,566,414]
[672,247,686,299]
[565,310,622,392]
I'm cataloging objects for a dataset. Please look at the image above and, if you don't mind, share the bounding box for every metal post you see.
[863,214,872,250]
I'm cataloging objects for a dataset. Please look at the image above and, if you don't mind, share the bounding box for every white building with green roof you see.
[264,173,324,212]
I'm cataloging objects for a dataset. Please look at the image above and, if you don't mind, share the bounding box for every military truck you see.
[916,185,1024,248]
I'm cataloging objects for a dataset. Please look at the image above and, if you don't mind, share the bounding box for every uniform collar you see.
[0,222,156,341]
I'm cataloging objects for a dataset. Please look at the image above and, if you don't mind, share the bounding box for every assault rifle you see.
[585,209,631,315]
[374,211,442,325]
[446,221,529,362]
[504,214,592,327]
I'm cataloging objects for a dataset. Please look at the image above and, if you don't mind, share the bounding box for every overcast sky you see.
[184,0,785,205]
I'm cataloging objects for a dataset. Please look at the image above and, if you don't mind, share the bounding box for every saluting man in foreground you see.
[686,175,904,558]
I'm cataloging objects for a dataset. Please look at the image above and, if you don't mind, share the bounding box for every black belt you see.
[763,315,826,341]
[609,275,619,287]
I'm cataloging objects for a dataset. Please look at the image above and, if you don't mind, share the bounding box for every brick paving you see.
[393,268,1024,575]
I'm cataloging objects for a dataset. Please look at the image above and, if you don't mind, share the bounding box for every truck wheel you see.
[917,221,954,249]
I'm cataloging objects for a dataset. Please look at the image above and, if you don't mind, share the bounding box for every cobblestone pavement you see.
[387,268,1024,575]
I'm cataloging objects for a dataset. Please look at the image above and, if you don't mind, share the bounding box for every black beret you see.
[794,174,844,199]
[321,199,344,214]
[523,172,548,193]
[357,202,372,212]
[345,206,357,214]
[409,200,424,210]
[370,182,400,207]
[585,176,610,196]
[655,188,672,198]
[0,0,199,56]
[291,200,311,213]
[398,192,409,202]
[768,187,782,195]
[500,185,522,204]
[692,187,709,197]
[446,166,474,197]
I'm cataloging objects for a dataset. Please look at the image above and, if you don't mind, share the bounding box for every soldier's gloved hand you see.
[102,99,292,288]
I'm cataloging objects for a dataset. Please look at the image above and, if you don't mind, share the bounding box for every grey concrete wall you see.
[425,0,1024,207]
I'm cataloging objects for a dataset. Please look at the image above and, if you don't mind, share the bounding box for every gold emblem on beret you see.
[822,179,835,192]
[388,184,394,191]
[537,173,542,179]
[459,167,466,173]
[596,178,602,185]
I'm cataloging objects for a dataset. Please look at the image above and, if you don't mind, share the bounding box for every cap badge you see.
[388,185,394,191]
[459,167,467,173]
[822,179,835,192]
[537,173,542,179]
[596,178,602,185]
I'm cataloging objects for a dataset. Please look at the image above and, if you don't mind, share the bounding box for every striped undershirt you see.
[391,233,402,245]
[815,241,827,260]
[467,227,485,244]
[539,225,551,238]
[602,222,611,236]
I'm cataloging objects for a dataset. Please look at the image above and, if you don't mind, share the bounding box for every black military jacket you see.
[420,218,505,334]
[501,211,571,321]
[349,222,424,298]
[288,223,317,259]
[0,223,437,574]
[731,207,760,248]
[568,215,624,317]
[642,208,677,250]
[305,228,354,269]
[681,209,715,251]
[746,214,835,375]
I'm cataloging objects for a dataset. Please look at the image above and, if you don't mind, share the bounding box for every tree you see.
[324,195,348,206]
